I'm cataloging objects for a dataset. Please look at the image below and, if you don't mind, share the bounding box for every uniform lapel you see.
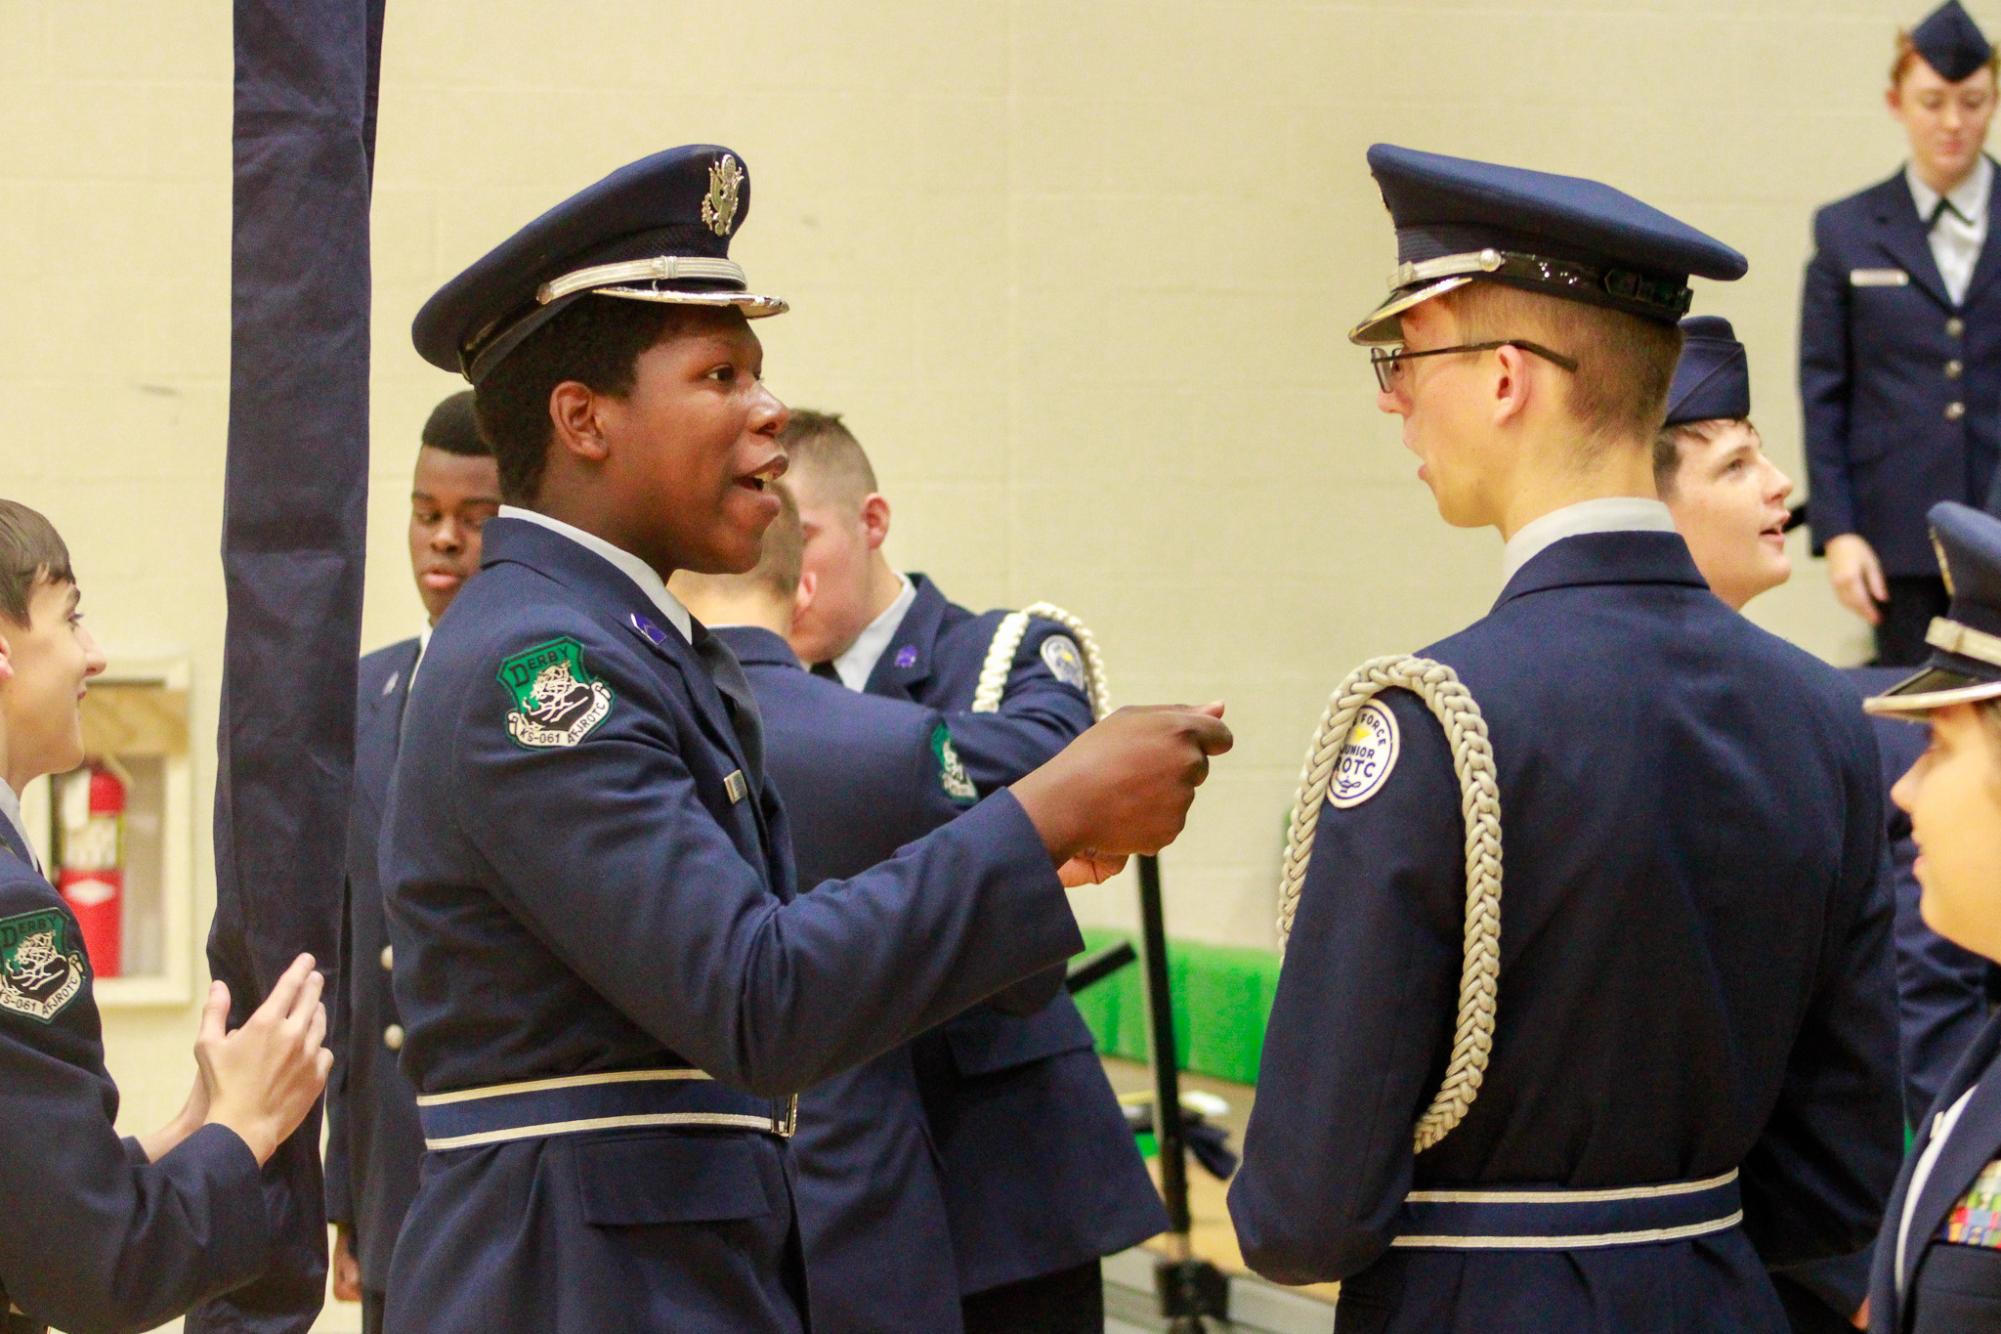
[1957,156,2001,308]
[1899,1017,2001,1301]
[864,575,943,701]
[352,638,422,826]
[1873,171,1955,310]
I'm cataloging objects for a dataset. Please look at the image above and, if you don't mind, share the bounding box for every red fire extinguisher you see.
[55,761,123,978]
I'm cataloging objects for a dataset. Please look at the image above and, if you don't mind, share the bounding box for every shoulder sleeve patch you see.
[930,724,979,806]
[0,908,86,1023]
[496,636,615,750]
[1038,634,1088,692]
[1327,699,1400,809]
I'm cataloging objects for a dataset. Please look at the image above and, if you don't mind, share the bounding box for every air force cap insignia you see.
[1328,699,1400,808]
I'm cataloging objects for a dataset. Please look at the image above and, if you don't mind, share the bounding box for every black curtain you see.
[195,2,384,1328]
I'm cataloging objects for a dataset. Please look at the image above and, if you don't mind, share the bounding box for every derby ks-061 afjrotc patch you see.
[498,637,614,749]
[0,909,86,1023]
[1040,635,1088,692]
[1329,700,1400,809]
[932,724,979,805]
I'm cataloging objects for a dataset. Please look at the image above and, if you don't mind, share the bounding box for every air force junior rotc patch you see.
[1328,699,1400,808]
[1040,634,1088,692]
[0,909,86,1022]
[498,637,614,749]
[931,724,979,805]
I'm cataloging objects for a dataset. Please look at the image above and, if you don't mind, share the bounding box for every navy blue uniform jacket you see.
[1801,164,2001,572]
[720,624,974,1333]
[378,520,1081,1333]
[1230,531,1901,1333]
[324,637,424,1296]
[866,574,1168,1295]
[1870,1014,2001,1332]
[0,823,270,1332]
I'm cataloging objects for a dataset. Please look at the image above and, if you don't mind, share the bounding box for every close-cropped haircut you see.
[779,409,878,505]
[676,482,804,603]
[1892,29,2001,86]
[1651,416,1757,499]
[422,389,489,458]
[0,500,74,627]
[1444,282,1684,451]
[472,298,695,504]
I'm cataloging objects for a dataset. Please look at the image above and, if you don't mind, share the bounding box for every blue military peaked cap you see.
[1868,502,2001,713]
[413,145,787,384]
[1663,316,1751,428]
[1911,1,1993,83]
[1350,145,1748,345]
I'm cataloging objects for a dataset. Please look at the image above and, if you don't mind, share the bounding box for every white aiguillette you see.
[1849,268,1912,287]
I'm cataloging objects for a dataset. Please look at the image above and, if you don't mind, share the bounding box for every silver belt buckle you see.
[773,1093,798,1138]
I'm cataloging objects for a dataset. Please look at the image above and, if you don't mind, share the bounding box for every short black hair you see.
[0,500,73,628]
[421,389,488,458]
[472,298,690,504]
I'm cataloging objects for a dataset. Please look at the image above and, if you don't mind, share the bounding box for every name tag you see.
[1850,267,1911,287]
[724,770,748,805]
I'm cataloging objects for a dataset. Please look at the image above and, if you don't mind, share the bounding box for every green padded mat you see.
[1071,927,1278,1087]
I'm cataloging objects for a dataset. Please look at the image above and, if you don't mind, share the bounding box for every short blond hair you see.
[1443,282,1684,449]
[780,410,878,507]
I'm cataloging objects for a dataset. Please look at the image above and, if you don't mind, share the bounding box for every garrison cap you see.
[1867,502,2001,713]
[1911,1,1993,83]
[1664,316,1751,428]
[1350,145,1748,345]
[413,145,786,384]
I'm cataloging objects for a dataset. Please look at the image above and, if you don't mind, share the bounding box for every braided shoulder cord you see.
[970,602,1111,720]
[1275,655,1503,1154]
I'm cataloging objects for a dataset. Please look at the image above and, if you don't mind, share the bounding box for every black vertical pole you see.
[1139,854,1228,1329]
[1139,853,1191,1239]
[194,2,382,1329]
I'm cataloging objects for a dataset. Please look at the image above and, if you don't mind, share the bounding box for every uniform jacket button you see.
[1947,359,1966,379]
[1947,401,1967,421]
[383,1023,406,1052]
[1947,316,1967,337]
[380,944,394,971]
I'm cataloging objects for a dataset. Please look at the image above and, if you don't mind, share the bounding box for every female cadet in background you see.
[1801,1,2001,666]
[1861,501,2001,1332]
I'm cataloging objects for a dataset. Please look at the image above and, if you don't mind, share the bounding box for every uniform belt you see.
[417,1068,797,1151]
[1390,1168,1743,1251]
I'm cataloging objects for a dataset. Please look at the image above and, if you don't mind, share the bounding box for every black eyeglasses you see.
[1370,340,1580,393]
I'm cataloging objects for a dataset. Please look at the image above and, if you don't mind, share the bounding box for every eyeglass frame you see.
[1369,340,1580,394]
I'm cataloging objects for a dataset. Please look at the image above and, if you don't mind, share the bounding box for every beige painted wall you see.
[0,1,1944,1264]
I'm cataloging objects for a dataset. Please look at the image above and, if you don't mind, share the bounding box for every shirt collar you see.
[1499,497,1676,588]
[409,623,435,688]
[833,574,915,691]
[497,505,692,643]
[1907,155,1992,226]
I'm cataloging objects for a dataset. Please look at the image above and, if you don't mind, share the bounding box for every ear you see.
[860,493,892,551]
[1886,83,1904,115]
[0,625,14,686]
[548,380,612,466]
[793,568,818,625]
[1490,343,1531,427]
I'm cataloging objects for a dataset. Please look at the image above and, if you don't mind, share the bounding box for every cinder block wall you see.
[0,2,1914,1177]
